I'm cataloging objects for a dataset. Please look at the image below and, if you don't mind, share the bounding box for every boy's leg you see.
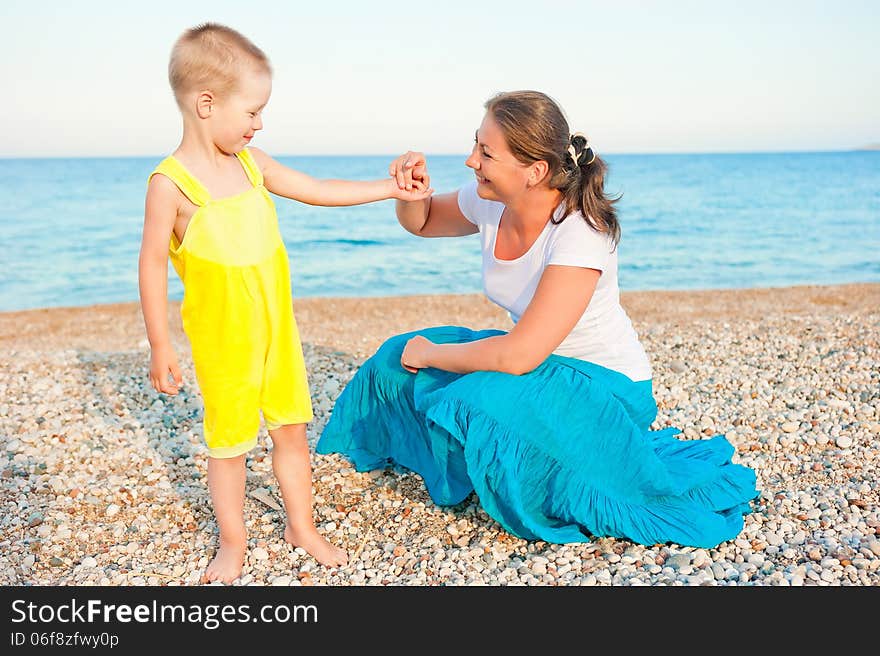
[268,423,348,568]
[204,454,248,583]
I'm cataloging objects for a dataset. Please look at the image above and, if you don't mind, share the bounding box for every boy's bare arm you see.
[248,147,432,206]
[139,175,183,394]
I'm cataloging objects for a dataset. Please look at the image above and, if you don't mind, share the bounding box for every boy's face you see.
[211,69,272,154]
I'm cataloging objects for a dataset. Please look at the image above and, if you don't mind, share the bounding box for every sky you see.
[2,0,878,157]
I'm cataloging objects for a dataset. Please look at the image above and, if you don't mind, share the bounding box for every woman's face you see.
[465,113,531,202]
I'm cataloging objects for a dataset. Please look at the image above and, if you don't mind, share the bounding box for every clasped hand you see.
[388,151,432,201]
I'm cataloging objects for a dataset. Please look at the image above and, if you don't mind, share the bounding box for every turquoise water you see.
[0,152,878,312]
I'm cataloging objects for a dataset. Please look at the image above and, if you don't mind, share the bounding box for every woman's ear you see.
[528,160,550,188]
[196,90,214,119]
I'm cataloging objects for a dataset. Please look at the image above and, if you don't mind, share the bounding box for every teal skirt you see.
[317,326,758,548]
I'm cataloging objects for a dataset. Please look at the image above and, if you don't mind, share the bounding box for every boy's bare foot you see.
[203,537,246,584]
[285,523,348,568]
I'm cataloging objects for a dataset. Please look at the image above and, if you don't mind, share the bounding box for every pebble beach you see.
[1,282,878,587]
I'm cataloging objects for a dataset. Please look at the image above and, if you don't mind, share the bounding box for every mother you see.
[317,90,758,548]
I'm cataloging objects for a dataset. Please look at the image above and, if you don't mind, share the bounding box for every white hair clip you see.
[568,132,597,166]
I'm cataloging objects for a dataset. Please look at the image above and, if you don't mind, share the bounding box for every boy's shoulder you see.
[148,153,180,178]
[148,155,179,185]
[246,146,271,171]
[146,157,184,204]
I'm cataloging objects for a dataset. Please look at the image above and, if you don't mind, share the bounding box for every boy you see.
[138,23,431,583]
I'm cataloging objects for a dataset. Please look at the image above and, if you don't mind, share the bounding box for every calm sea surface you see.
[0,152,877,312]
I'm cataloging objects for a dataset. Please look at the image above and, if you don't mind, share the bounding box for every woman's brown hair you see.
[485,90,621,247]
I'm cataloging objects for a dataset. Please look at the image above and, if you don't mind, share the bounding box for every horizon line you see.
[1,146,878,161]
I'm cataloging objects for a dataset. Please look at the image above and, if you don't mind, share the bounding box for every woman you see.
[317,90,758,549]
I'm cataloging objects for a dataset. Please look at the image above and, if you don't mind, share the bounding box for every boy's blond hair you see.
[169,23,272,108]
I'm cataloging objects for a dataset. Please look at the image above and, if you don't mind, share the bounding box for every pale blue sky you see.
[2,0,877,157]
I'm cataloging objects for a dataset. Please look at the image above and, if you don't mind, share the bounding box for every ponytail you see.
[554,133,621,248]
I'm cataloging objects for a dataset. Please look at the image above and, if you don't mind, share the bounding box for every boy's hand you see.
[390,179,434,202]
[149,344,184,395]
[389,151,430,195]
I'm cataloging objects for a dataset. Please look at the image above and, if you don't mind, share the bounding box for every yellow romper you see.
[149,148,313,458]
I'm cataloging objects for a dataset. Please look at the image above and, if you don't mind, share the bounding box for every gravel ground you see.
[1,283,878,586]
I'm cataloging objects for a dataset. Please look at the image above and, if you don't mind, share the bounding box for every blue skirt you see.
[317,326,758,548]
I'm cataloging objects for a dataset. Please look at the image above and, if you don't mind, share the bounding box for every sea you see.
[0,151,877,312]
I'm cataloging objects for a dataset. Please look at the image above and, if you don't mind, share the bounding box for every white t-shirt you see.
[457,181,652,381]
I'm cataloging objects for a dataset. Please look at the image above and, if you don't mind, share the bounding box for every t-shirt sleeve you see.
[456,181,482,226]
[547,214,612,271]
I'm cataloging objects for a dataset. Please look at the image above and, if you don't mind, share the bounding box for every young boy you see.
[138,23,432,584]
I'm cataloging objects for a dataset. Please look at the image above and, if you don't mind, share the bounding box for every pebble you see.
[250,488,282,511]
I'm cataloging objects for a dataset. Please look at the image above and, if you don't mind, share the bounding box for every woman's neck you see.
[503,186,563,233]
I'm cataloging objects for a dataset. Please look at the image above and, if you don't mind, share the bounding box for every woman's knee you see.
[377,331,412,356]
[373,330,426,370]
[355,332,422,392]
[376,326,482,358]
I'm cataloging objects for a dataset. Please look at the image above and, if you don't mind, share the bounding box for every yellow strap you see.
[236,148,264,187]
[148,156,211,207]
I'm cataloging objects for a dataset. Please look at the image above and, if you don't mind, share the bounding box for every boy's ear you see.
[196,90,214,119]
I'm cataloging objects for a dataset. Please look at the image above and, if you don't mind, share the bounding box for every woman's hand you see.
[401,335,435,373]
[389,151,430,194]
